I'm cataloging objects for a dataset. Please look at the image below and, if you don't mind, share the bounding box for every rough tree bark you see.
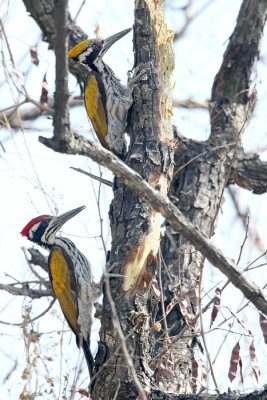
[6,0,267,398]
[93,1,175,398]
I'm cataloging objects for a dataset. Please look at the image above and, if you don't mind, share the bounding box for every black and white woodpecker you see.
[68,28,133,158]
[21,206,100,377]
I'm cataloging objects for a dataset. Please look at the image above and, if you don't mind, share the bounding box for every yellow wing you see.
[84,74,109,149]
[49,246,78,333]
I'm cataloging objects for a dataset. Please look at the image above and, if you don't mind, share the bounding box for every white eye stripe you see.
[29,222,41,238]
[79,48,93,62]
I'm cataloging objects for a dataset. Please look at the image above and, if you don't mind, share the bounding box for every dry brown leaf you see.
[191,352,198,394]
[19,385,29,400]
[150,277,160,300]
[260,313,267,344]
[94,22,101,38]
[198,352,207,394]
[77,388,89,397]
[228,341,240,382]
[187,286,199,308]
[239,357,244,384]
[249,341,261,383]
[210,287,221,328]
[165,296,177,316]
[30,47,39,66]
[40,73,48,106]
[175,292,195,328]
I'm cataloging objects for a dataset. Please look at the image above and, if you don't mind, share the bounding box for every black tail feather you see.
[82,339,94,378]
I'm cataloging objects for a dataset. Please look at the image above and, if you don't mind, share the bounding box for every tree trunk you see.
[92,0,176,398]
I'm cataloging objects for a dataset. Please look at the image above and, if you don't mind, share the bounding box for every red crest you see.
[20,215,50,236]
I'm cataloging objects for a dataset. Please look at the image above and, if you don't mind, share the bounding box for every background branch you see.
[52,0,71,143]
[210,0,267,144]
[0,282,53,299]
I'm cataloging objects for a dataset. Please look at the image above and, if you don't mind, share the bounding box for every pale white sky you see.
[0,0,266,398]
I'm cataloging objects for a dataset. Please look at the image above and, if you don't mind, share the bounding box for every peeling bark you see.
[93,0,175,398]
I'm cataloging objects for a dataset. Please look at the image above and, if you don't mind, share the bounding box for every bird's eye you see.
[95,43,102,51]
[41,219,48,227]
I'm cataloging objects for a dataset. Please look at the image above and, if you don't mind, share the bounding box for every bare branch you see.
[27,248,49,273]
[173,135,267,195]
[210,0,267,144]
[173,98,209,110]
[70,167,113,187]
[230,152,267,194]
[52,0,71,142]
[3,97,83,128]
[173,0,216,42]
[0,282,53,299]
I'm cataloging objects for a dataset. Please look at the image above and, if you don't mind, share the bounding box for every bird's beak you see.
[54,205,86,230]
[102,27,132,56]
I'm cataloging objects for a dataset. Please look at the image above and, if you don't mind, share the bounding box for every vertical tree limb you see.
[210,0,267,144]
[93,0,175,398]
[52,0,71,145]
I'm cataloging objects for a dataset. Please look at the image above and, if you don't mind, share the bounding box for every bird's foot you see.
[127,62,152,87]
[104,271,126,279]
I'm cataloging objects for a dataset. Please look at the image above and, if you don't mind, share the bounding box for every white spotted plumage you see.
[20,206,99,377]
[68,28,133,158]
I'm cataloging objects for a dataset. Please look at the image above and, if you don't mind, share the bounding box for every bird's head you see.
[68,27,132,67]
[21,206,86,248]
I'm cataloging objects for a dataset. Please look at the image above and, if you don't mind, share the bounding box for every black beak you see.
[53,205,86,230]
[101,27,132,56]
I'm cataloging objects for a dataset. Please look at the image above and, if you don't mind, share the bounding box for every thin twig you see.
[70,166,113,187]
[0,17,15,64]
[24,96,55,115]
[27,298,56,324]
[73,0,86,22]
[96,166,107,256]
[0,298,56,327]
[236,217,250,265]
[198,258,220,394]
[172,98,209,110]
[173,142,236,177]
[245,262,267,271]
[201,217,250,315]
[88,322,142,389]
[158,249,169,337]
[0,99,28,113]
[104,276,147,400]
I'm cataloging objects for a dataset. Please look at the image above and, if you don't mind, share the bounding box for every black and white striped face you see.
[68,27,132,67]
[21,206,86,248]
[68,39,105,66]
[21,215,57,248]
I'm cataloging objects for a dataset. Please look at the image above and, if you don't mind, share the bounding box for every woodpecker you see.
[21,206,100,377]
[68,28,133,158]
